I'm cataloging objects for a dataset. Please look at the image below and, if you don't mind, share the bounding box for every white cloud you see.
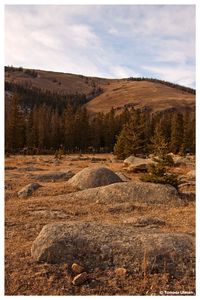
[142,65,195,87]
[109,66,139,78]
[5,5,195,87]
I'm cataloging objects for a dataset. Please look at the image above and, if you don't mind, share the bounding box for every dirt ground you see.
[4,154,196,295]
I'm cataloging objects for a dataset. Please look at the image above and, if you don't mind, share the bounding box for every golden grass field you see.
[5,69,195,114]
[5,154,195,295]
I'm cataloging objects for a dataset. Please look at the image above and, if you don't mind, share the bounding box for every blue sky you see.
[5,5,195,87]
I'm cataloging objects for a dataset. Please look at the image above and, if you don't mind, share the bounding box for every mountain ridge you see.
[5,66,195,114]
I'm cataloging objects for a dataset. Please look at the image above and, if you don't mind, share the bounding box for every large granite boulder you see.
[123,156,155,172]
[59,181,184,206]
[68,167,122,190]
[31,222,195,276]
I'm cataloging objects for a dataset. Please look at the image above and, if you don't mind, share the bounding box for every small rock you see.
[115,172,130,182]
[18,183,41,198]
[33,171,74,182]
[186,170,195,181]
[133,217,166,227]
[115,267,127,276]
[72,272,88,285]
[71,263,84,274]
[100,244,112,259]
[180,192,195,202]
[90,157,107,162]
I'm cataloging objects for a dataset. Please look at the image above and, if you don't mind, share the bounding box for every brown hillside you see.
[85,80,195,114]
[5,68,195,113]
[5,68,111,95]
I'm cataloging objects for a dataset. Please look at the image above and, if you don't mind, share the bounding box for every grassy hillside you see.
[5,66,195,114]
[85,79,195,114]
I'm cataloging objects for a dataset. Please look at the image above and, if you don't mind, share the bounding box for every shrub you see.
[153,154,174,167]
[140,163,179,189]
[54,148,64,160]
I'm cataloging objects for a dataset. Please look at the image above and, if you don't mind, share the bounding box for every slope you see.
[5,67,195,114]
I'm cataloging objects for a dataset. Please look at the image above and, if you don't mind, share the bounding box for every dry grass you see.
[85,80,195,114]
[5,69,195,114]
[5,154,195,295]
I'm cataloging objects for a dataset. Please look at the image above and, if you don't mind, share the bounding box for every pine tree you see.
[5,94,25,152]
[151,120,168,156]
[114,109,147,159]
[104,108,119,151]
[63,104,76,151]
[181,112,195,154]
[170,112,183,154]
[90,113,105,152]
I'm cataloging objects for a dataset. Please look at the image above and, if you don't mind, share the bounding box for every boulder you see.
[31,222,194,276]
[173,156,195,168]
[71,263,84,274]
[32,171,74,182]
[115,267,127,276]
[115,172,130,182]
[123,156,155,172]
[134,217,165,227]
[72,272,88,285]
[178,182,195,193]
[18,167,45,172]
[18,183,41,198]
[186,170,195,181]
[179,192,195,202]
[68,167,122,190]
[60,181,184,206]
[90,157,107,162]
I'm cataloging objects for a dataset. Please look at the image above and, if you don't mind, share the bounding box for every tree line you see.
[5,93,195,156]
[127,77,195,94]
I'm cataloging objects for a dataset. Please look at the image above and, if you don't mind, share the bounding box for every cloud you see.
[109,66,139,78]
[5,5,195,87]
[142,64,195,88]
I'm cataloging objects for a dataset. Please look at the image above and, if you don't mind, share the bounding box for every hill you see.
[5,66,195,114]
[85,79,195,114]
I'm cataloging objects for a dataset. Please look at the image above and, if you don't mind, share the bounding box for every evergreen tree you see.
[90,113,105,152]
[181,112,195,154]
[63,104,76,151]
[151,119,168,156]
[5,94,25,152]
[114,109,147,159]
[104,108,119,151]
[170,113,183,153]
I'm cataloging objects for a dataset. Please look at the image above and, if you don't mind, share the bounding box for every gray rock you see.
[131,217,166,227]
[178,182,195,193]
[180,192,195,202]
[60,181,184,206]
[33,171,75,182]
[18,167,45,172]
[18,183,41,198]
[124,156,155,172]
[72,272,88,285]
[68,167,122,190]
[174,156,195,168]
[90,157,107,162]
[31,222,194,276]
[186,170,195,181]
[115,172,131,182]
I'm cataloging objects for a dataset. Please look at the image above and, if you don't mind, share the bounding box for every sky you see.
[5,5,195,88]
